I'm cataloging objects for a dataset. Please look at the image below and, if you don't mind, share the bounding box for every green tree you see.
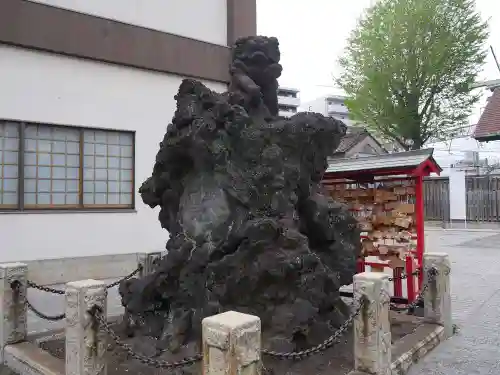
[337,0,489,150]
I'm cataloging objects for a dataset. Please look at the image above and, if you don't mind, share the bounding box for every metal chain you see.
[390,282,428,312]
[89,307,202,369]
[105,265,143,289]
[388,268,421,282]
[26,300,66,321]
[27,280,65,295]
[26,264,144,294]
[10,280,64,321]
[261,299,364,360]
[390,267,440,312]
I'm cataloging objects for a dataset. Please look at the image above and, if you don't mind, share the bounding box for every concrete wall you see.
[277,87,301,117]
[0,45,227,262]
[28,0,228,46]
[301,97,327,114]
[24,253,141,285]
[326,98,349,117]
[278,95,300,107]
[301,95,356,126]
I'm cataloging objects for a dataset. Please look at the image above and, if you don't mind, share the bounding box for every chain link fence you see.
[261,297,366,360]
[389,267,450,313]
[388,268,421,282]
[11,264,143,322]
[90,306,203,369]
[9,265,445,370]
[85,295,368,368]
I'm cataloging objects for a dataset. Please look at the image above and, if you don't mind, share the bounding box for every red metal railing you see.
[356,255,420,302]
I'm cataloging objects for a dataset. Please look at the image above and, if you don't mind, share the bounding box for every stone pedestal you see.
[137,252,162,278]
[65,280,107,375]
[0,263,27,363]
[353,272,391,375]
[423,252,452,338]
[202,311,261,375]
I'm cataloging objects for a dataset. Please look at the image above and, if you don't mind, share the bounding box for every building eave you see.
[474,133,500,142]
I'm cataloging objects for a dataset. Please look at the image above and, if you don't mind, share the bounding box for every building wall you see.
[302,95,354,126]
[29,0,228,46]
[277,87,301,118]
[302,97,327,114]
[0,0,257,84]
[0,45,227,262]
[326,97,350,119]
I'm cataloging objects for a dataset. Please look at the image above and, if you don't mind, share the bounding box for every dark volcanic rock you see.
[119,35,361,354]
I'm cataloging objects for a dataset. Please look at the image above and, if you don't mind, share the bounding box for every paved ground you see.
[23,228,500,374]
[408,228,500,375]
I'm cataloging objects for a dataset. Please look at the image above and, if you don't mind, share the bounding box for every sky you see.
[256,0,500,172]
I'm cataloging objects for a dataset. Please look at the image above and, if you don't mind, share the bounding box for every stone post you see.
[353,272,391,375]
[0,263,27,363]
[65,280,107,375]
[423,252,452,338]
[202,311,261,375]
[137,252,162,278]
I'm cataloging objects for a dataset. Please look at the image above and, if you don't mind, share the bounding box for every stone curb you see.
[390,324,444,375]
[348,324,444,375]
[425,227,500,233]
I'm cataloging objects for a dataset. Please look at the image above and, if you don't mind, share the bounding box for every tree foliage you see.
[337,0,489,150]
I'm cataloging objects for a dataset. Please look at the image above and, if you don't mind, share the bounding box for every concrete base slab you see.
[4,319,445,375]
[1,315,123,375]
[3,342,64,375]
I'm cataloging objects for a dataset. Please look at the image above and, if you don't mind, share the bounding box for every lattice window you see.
[23,124,80,207]
[0,122,20,208]
[0,120,134,211]
[83,130,134,207]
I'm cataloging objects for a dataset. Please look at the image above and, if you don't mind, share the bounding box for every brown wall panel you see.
[0,0,260,83]
[227,0,258,45]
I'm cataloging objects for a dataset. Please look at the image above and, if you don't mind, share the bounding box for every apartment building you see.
[277,87,301,117]
[303,93,403,155]
[0,0,256,262]
[302,94,354,126]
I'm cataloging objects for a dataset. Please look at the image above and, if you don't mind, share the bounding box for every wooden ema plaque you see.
[327,180,419,273]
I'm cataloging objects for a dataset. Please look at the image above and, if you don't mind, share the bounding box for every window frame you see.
[278,104,298,113]
[0,120,136,212]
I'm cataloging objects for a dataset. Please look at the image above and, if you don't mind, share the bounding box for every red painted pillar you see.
[356,258,366,273]
[393,267,403,298]
[405,255,416,302]
[415,175,425,289]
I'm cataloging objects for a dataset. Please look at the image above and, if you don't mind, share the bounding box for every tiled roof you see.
[335,127,369,152]
[474,88,500,141]
[325,148,440,174]
[334,126,389,154]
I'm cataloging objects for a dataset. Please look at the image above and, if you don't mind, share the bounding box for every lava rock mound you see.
[119,36,361,354]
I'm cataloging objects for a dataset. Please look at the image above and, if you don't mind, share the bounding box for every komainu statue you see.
[119,36,360,357]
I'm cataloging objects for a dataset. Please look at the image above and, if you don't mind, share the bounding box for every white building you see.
[277,87,301,117]
[302,94,354,126]
[303,94,403,153]
[451,151,491,176]
[0,0,256,262]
